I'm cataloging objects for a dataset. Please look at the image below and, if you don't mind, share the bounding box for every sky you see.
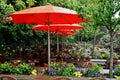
[115,10,120,18]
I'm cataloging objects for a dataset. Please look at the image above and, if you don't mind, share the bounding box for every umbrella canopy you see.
[10,3,84,24]
[10,3,84,67]
[57,30,75,35]
[32,24,83,32]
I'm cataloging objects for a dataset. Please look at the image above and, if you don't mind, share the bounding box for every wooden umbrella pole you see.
[48,16,50,68]
[57,34,59,54]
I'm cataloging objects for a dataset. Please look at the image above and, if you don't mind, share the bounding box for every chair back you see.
[0,75,17,80]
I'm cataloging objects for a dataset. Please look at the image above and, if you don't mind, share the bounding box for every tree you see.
[97,0,120,78]
[83,0,105,56]
[75,0,119,77]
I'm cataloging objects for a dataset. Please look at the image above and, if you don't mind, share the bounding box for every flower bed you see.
[0,62,37,75]
[43,62,82,77]
[42,62,105,79]
[0,61,118,79]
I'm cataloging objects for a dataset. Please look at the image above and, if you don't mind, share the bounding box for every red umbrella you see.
[33,24,82,55]
[56,30,75,56]
[10,3,84,66]
[10,3,84,24]
[57,31,75,35]
[32,24,83,32]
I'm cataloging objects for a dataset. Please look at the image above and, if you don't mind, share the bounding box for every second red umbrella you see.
[33,24,83,55]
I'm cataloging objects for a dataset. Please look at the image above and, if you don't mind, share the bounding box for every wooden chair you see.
[0,75,17,80]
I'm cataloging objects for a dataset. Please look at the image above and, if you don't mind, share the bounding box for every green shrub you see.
[0,62,37,75]
[44,62,81,77]
[83,63,103,77]
[12,63,34,75]
[0,62,13,74]
[114,64,120,78]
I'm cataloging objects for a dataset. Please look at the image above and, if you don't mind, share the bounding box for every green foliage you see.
[93,47,110,59]
[0,0,14,16]
[98,0,120,26]
[15,0,26,10]
[26,0,37,7]
[12,63,34,75]
[57,67,64,76]
[99,34,118,46]
[0,0,14,24]
[114,64,120,77]
[76,25,104,42]
[44,62,79,77]
[67,63,76,70]
[0,62,36,75]
[92,63,103,71]
[66,43,92,58]
[67,45,81,58]
[83,63,103,77]
[0,24,48,55]
[0,62,13,74]
[92,51,102,59]
[50,62,58,69]
[84,69,101,77]
[61,63,76,76]
[62,68,73,76]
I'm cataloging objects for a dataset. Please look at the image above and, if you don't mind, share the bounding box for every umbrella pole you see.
[62,36,63,52]
[57,34,59,54]
[48,23,50,68]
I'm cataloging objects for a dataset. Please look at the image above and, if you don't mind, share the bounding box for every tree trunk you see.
[80,36,82,43]
[83,29,86,49]
[109,31,114,78]
[92,28,97,57]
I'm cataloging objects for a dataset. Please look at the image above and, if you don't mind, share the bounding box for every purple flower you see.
[75,68,80,71]
[48,68,56,75]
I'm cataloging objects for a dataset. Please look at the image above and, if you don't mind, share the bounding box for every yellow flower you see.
[114,75,120,79]
[101,54,105,57]
[100,70,104,74]
[31,69,37,75]
[17,60,21,62]
[74,71,82,77]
